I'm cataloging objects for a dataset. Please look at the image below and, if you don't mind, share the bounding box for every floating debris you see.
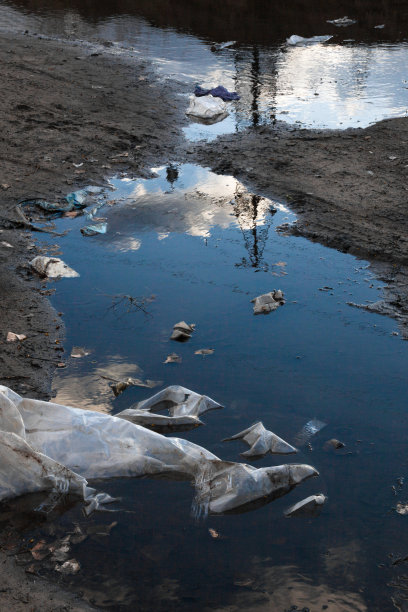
[195,349,214,356]
[251,290,285,315]
[208,528,220,538]
[396,503,408,515]
[100,375,162,397]
[30,256,79,279]
[294,419,327,446]
[211,40,236,51]
[284,493,327,517]
[327,16,357,26]
[286,34,333,45]
[171,321,195,342]
[55,558,81,575]
[324,438,345,450]
[194,85,240,101]
[163,353,182,364]
[80,222,107,236]
[70,346,91,359]
[223,422,297,458]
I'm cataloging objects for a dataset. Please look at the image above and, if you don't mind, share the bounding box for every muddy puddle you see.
[5,164,408,610]
[1,0,408,141]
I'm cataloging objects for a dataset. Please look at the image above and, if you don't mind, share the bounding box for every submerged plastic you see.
[223,421,297,457]
[186,95,228,122]
[30,256,79,279]
[0,386,318,516]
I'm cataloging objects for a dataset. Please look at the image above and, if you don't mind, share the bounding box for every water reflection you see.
[1,0,408,133]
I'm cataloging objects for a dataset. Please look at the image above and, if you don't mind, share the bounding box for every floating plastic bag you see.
[186,95,228,123]
[251,290,285,314]
[223,421,297,458]
[284,493,326,517]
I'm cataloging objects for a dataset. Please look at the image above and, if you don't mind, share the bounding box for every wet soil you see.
[1,25,408,609]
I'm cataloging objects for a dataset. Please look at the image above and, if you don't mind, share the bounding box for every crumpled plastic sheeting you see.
[223,421,297,457]
[186,95,228,122]
[133,385,223,418]
[0,386,318,516]
[284,493,326,517]
[193,461,318,515]
[286,34,333,45]
[117,409,204,432]
[251,290,285,314]
[194,85,240,101]
[30,256,79,279]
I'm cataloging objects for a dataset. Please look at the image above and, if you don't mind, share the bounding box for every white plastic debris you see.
[186,95,228,122]
[0,386,318,516]
[6,332,27,342]
[133,385,223,418]
[286,35,333,45]
[117,409,204,431]
[251,290,285,314]
[194,461,318,515]
[170,321,195,341]
[30,256,79,279]
[211,40,236,50]
[284,493,326,517]
[223,422,297,457]
[55,558,81,575]
[164,353,182,364]
[327,17,357,26]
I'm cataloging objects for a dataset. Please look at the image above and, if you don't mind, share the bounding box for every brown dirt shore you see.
[0,26,408,608]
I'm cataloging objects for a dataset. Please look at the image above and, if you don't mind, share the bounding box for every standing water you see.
[1,1,408,610]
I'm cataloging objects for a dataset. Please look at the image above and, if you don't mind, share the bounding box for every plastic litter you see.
[294,419,327,446]
[6,332,27,342]
[186,95,228,123]
[80,222,107,236]
[0,386,318,517]
[171,321,195,342]
[20,198,73,214]
[66,189,88,207]
[164,353,182,364]
[211,41,236,51]
[194,85,240,101]
[286,35,333,45]
[117,409,204,432]
[327,17,357,26]
[55,559,81,575]
[223,422,297,458]
[30,256,79,279]
[194,461,318,515]
[324,438,345,450]
[284,493,326,517]
[101,376,162,397]
[195,349,214,356]
[70,347,91,359]
[251,290,285,314]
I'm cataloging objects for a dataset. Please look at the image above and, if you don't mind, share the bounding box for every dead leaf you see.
[209,528,220,539]
[195,349,214,356]
[108,377,162,397]
[31,540,49,561]
[164,353,182,364]
[64,210,82,218]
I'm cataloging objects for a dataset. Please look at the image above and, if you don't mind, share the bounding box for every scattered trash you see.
[186,95,228,123]
[208,528,220,538]
[374,24,385,29]
[194,85,240,101]
[251,290,285,315]
[294,419,327,446]
[0,386,319,517]
[396,503,408,515]
[223,422,297,458]
[327,17,357,26]
[117,385,222,431]
[195,349,214,356]
[55,558,81,575]
[324,438,345,450]
[101,375,162,397]
[66,189,88,208]
[6,332,27,342]
[70,347,91,359]
[0,241,13,248]
[80,222,107,236]
[20,198,73,214]
[164,353,182,364]
[211,40,236,51]
[284,493,326,517]
[31,540,49,561]
[30,256,79,279]
[286,35,333,45]
[171,321,195,342]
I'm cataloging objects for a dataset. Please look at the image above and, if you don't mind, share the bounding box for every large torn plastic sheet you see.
[0,386,318,515]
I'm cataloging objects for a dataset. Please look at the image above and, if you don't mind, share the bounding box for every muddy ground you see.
[0,27,408,608]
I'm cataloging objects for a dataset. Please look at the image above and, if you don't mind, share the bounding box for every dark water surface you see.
[4,165,406,611]
[1,1,408,610]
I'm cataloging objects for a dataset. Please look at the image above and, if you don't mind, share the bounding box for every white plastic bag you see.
[186,95,228,122]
